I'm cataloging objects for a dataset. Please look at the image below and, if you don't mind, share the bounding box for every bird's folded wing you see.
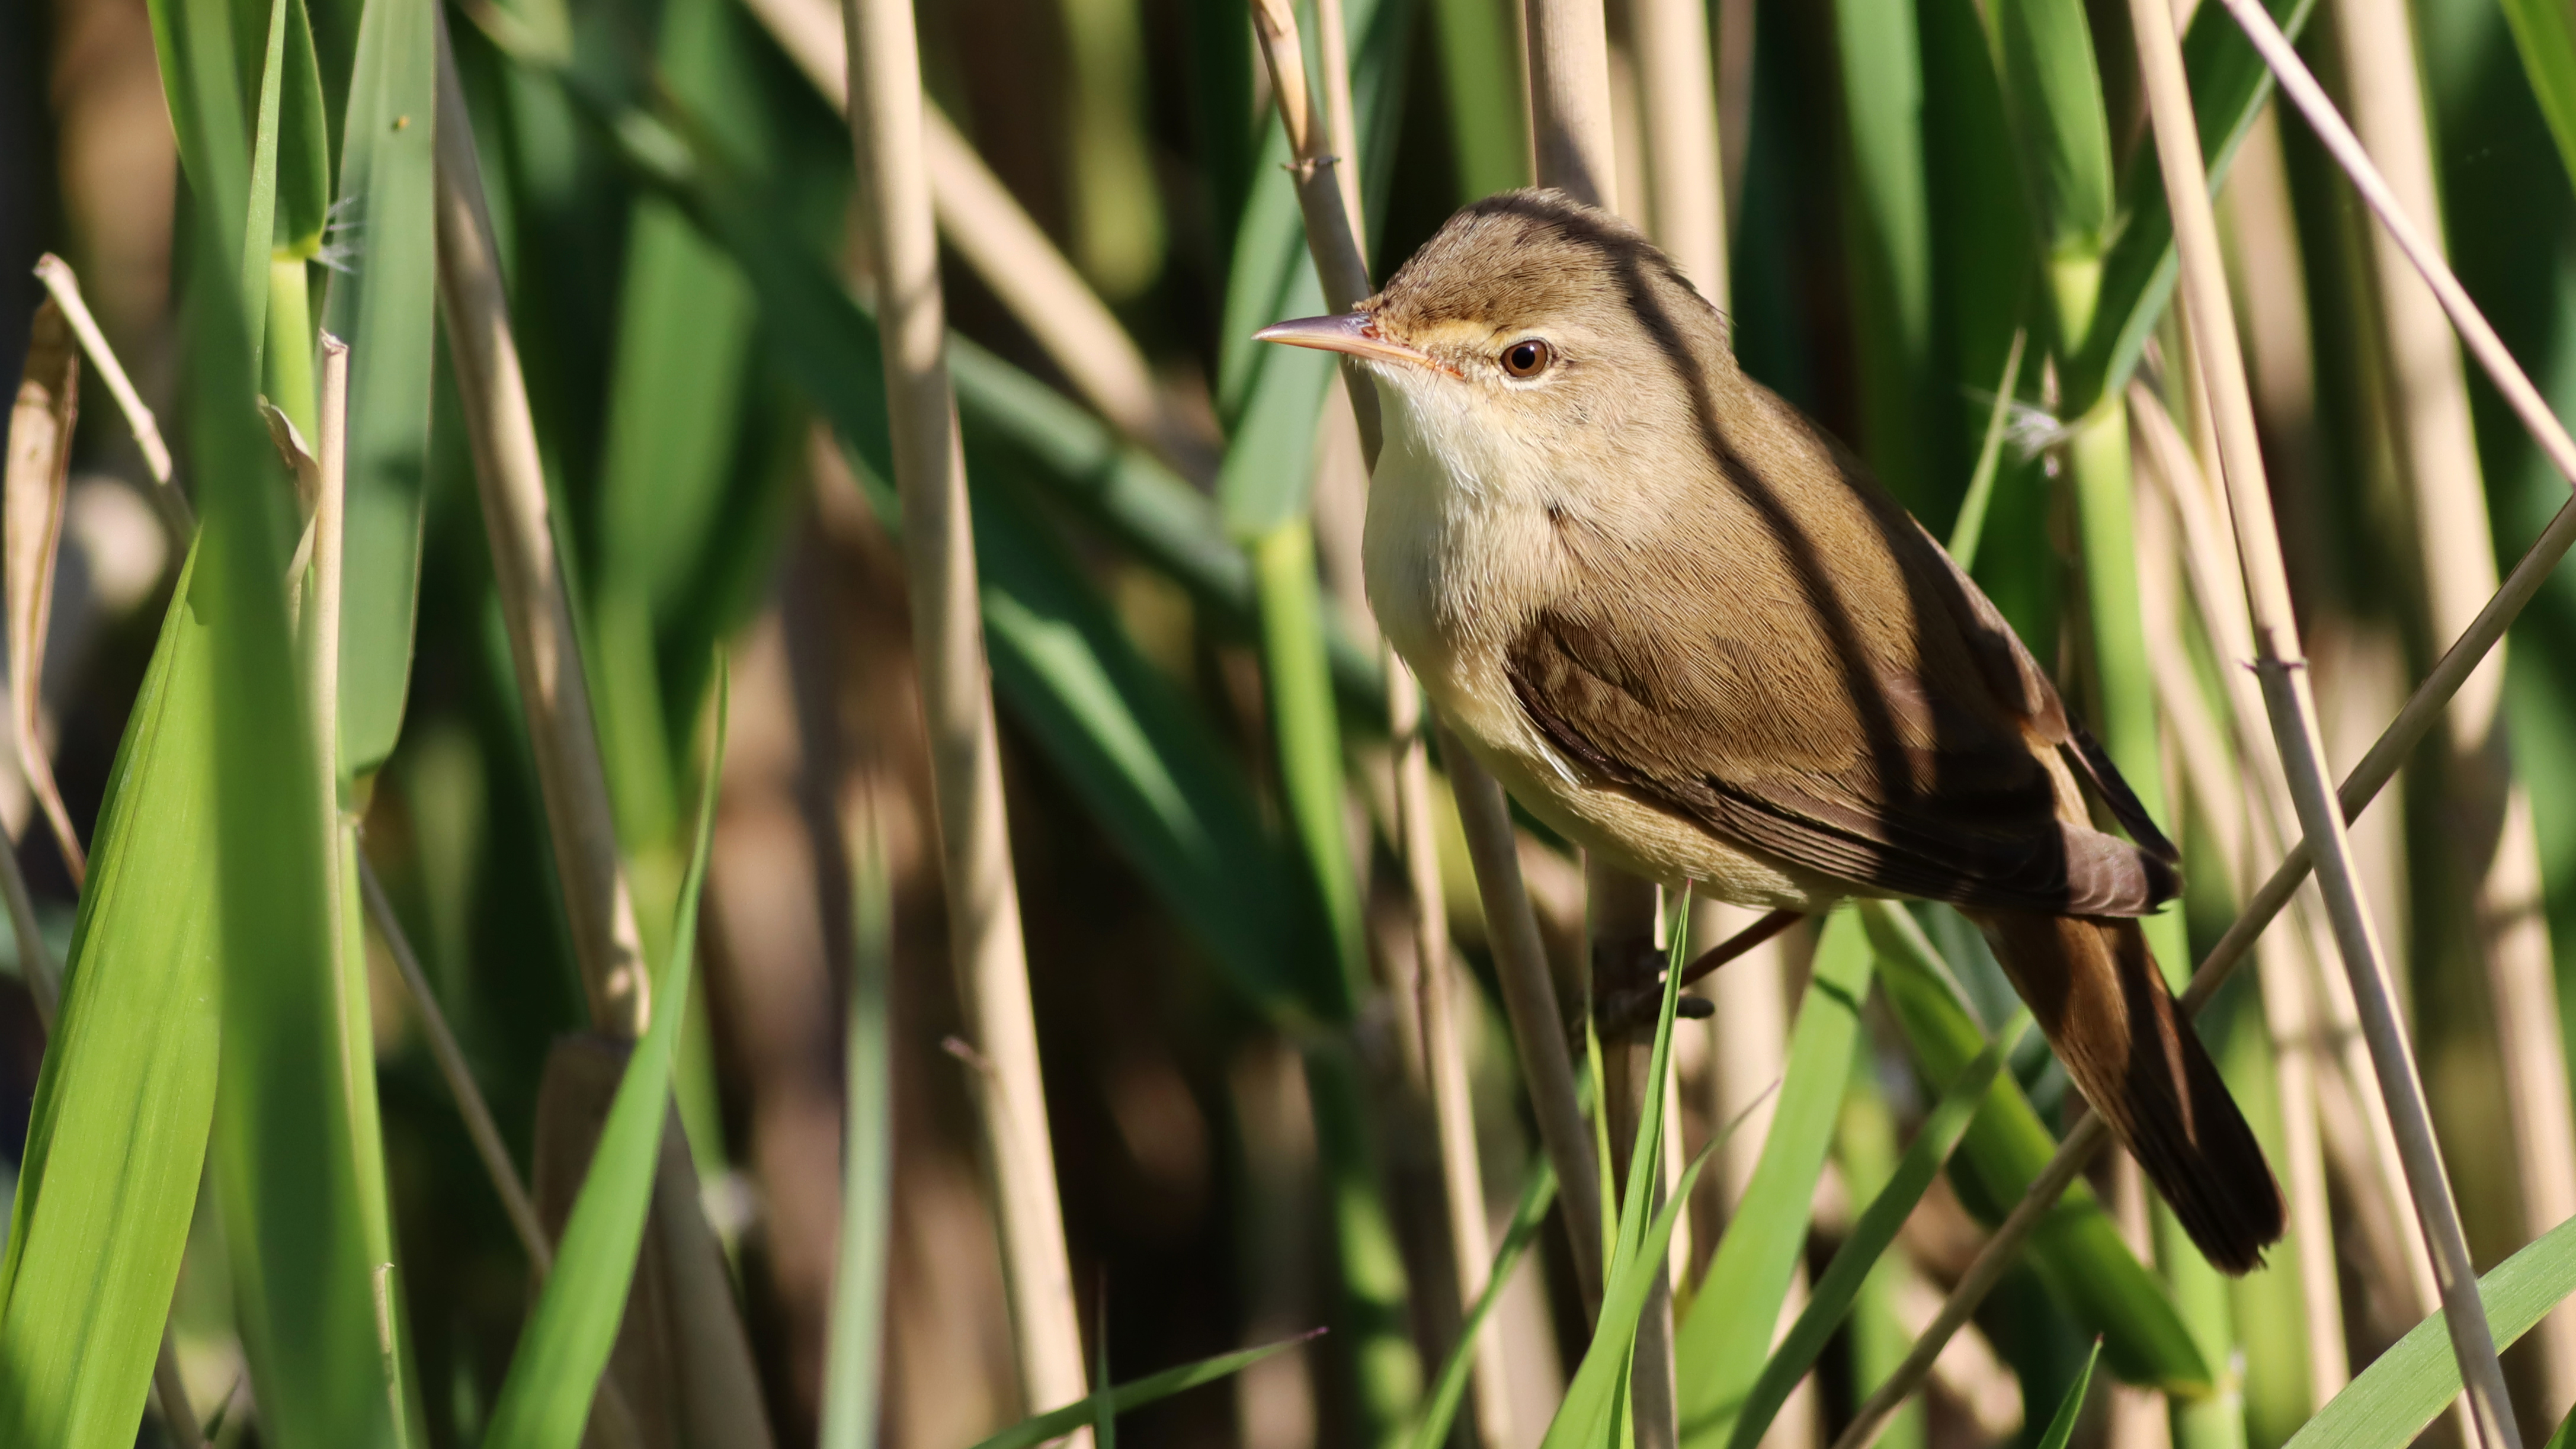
[1504,585,2175,918]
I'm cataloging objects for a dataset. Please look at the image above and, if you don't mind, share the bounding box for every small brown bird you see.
[1258,189,2284,1272]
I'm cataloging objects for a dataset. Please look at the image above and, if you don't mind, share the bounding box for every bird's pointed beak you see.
[1254,310,1435,370]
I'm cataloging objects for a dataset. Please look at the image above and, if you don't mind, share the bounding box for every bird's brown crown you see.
[1370,190,1699,338]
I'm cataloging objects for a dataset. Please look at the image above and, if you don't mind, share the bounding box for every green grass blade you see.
[1831,0,1937,509]
[1548,1156,1714,1449]
[1428,0,1527,200]
[1723,1011,2035,1449]
[275,0,331,254]
[1675,910,1875,1447]
[1944,324,2027,570]
[319,0,440,775]
[240,0,290,345]
[1250,520,1364,1017]
[1988,0,2114,333]
[1409,1156,1560,1449]
[2038,1340,2105,1449]
[2497,0,2576,189]
[2286,1213,2576,1449]
[818,813,893,1449]
[146,0,251,233]
[478,667,729,1449]
[966,1333,1324,1449]
[1861,902,2211,1392]
[0,551,220,1448]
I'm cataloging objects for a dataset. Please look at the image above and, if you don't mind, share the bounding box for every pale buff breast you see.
[1361,374,1850,912]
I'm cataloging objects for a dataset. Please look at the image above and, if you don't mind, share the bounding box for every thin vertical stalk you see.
[4,291,85,887]
[361,859,552,1272]
[2214,0,2576,490]
[821,804,896,1449]
[1443,726,1606,1311]
[1524,0,1659,1439]
[2335,0,2576,1406]
[2124,2,2516,1442]
[840,0,1092,1438]
[1401,689,1514,1448]
[2132,387,2351,1408]
[1631,0,1725,297]
[2133,380,2444,1339]
[1523,0,1620,211]
[1252,4,1541,1427]
[430,19,651,1040]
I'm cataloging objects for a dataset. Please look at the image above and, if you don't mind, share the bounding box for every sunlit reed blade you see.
[4,293,85,886]
[839,0,1092,1436]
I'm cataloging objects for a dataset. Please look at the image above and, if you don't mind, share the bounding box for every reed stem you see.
[2333,0,2576,1406]
[838,0,1092,1434]
[2137,1,2509,1438]
[431,17,651,1040]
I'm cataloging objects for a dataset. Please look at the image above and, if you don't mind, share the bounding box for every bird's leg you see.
[1597,906,1803,1036]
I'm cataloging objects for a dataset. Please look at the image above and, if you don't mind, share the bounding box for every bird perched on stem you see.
[1257,188,2284,1273]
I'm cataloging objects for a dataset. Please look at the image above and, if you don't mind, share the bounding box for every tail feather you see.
[1973,911,2285,1274]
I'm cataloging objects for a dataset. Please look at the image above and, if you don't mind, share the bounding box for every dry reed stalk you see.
[2135,0,2513,1438]
[726,0,1215,477]
[2335,0,2576,1406]
[1630,0,1725,300]
[431,21,651,1040]
[1401,695,1516,1448]
[2133,383,2442,1340]
[432,24,773,1445]
[4,294,84,892]
[839,0,1091,1437]
[2216,0,2576,489]
[29,255,185,527]
[2131,398,2350,1405]
[1446,723,1609,1312]
[1523,0,1620,212]
[1312,0,1367,246]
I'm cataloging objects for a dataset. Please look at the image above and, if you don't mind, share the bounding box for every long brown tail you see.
[1972,911,2286,1274]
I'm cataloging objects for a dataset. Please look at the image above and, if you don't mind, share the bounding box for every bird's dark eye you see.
[1502,338,1553,379]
